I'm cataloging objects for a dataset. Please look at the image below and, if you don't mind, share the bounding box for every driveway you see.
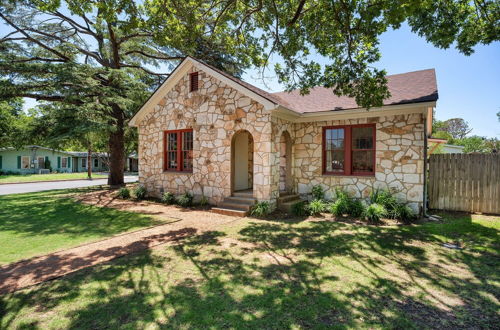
[0,175,138,195]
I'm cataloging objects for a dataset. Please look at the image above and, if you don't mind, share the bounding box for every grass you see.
[0,189,164,264]
[0,172,107,184]
[0,209,498,329]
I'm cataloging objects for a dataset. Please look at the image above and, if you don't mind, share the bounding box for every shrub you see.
[348,199,366,218]
[134,185,147,200]
[364,203,386,224]
[311,185,325,200]
[330,198,350,217]
[161,192,176,205]
[393,203,416,223]
[292,201,309,216]
[177,192,193,207]
[199,195,209,207]
[250,201,270,217]
[370,188,397,214]
[308,199,327,216]
[117,187,130,199]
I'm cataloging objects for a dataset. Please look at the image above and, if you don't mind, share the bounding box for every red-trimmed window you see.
[164,129,193,172]
[323,124,375,176]
[190,72,199,92]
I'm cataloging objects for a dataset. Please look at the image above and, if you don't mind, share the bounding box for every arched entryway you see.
[231,130,254,193]
[279,130,292,193]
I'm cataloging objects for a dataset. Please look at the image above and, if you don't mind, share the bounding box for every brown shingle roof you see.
[271,69,438,113]
[192,56,437,113]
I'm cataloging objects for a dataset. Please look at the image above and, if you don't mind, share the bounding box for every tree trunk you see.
[108,104,125,186]
[87,147,92,179]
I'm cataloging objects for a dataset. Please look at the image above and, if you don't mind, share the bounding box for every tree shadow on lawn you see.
[1,215,498,329]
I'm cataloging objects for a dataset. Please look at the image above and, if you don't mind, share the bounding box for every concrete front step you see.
[233,190,254,198]
[219,200,253,211]
[212,207,248,217]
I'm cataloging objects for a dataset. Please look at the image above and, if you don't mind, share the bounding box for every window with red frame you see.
[323,124,375,176]
[190,72,199,92]
[164,129,193,172]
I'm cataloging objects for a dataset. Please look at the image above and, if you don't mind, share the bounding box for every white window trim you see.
[81,158,87,167]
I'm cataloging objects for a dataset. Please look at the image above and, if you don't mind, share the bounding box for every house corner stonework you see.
[137,66,275,205]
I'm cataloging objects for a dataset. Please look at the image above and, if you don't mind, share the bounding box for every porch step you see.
[212,191,256,217]
[232,190,254,198]
[212,207,248,217]
[277,193,302,213]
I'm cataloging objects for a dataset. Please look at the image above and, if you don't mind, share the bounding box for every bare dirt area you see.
[0,189,246,294]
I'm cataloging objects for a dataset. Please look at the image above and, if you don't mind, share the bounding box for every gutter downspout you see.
[423,114,429,217]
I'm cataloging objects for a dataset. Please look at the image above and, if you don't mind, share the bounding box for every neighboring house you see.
[0,146,138,174]
[130,56,438,214]
[428,138,465,154]
[0,146,75,173]
[68,152,110,173]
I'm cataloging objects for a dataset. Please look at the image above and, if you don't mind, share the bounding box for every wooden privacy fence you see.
[428,153,500,214]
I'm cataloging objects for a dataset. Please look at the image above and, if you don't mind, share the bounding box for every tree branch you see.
[288,0,307,26]
[123,50,184,61]
[0,12,70,61]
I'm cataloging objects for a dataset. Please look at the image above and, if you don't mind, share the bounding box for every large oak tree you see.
[0,0,259,185]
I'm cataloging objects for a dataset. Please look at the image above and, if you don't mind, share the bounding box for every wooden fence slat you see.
[428,153,500,214]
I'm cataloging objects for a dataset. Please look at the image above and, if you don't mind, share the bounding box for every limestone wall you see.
[137,66,273,204]
[291,113,426,212]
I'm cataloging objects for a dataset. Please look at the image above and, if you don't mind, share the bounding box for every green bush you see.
[292,201,309,216]
[330,198,350,217]
[393,203,416,223]
[364,203,386,224]
[370,188,397,214]
[199,195,209,207]
[117,187,130,199]
[177,192,193,207]
[250,201,270,217]
[134,185,147,200]
[311,185,325,200]
[348,199,366,218]
[161,192,176,205]
[308,199,327,216]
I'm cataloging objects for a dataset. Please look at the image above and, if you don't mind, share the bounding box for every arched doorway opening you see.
[279,130,292,193]
[231,130,254,193]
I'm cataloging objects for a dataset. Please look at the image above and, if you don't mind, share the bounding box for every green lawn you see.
[0,172,107,184]
[1,208,498,329]
[0,189,164,264]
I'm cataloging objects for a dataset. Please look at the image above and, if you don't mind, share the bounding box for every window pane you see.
[326,150,344,172]
[167,132,178,170]
[22,156,30,169]
[182,131,193,171]
[352,150,374,173]
[352,127,373,149]
[61,157,67,168]
[325,128,344,151]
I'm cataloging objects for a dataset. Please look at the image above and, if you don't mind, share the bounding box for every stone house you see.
[130,57,438,215]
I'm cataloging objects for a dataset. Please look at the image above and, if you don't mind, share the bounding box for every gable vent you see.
[190,72,199,92]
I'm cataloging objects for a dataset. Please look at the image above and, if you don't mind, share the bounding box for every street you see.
[0,175,138,195]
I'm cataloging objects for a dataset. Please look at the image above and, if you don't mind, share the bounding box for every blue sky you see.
[243,24,500,138]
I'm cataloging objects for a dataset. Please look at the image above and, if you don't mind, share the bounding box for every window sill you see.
[322,173,375,178]
[163,170,193,174]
